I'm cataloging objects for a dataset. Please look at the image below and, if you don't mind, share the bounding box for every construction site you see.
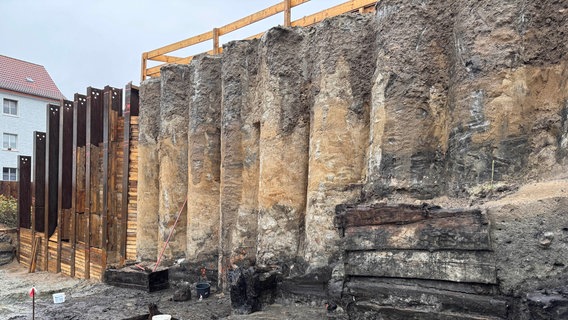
[1,0,568,319]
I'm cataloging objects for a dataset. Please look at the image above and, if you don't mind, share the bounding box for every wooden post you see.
[284,0,292,27]
[141,52,147,81]
[213,28,220,54]
[44,104,60,271]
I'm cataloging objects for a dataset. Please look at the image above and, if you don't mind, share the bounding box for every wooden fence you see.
[17,84,139,280]
[141,0,376,80]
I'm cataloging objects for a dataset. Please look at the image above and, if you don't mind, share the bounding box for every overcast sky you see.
[1,0,349,99]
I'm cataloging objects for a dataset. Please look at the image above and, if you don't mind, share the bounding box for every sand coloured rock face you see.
[136,2,568,317]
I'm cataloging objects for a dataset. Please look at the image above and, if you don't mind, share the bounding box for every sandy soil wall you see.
[137,2,567,316]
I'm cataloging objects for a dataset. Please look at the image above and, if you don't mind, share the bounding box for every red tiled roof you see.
[0,55,65,101]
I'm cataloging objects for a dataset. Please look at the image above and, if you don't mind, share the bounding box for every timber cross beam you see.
[141,0,377,80]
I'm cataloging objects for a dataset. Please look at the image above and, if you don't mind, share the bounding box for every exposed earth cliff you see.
[136,1,568,318]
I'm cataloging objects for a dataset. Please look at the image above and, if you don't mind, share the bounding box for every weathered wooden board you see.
[346,250,497,284]
[347,304,503,320]
[75,243,86,278]
[335,204,484,229]
[18,228,32,268]
[344,278,508,318]
[126,115,139,261]
[90,247,103,280]
[104,268,169,292]
[344,211,490,251]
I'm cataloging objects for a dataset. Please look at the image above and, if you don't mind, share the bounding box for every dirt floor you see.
[0,260,334,320]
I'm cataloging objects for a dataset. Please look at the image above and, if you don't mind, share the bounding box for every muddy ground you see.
[0,260,335,320]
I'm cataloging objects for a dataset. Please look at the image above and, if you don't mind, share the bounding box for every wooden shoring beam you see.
[56,100,74,273]
[146,30,213,59]
[145,48,218,79]
[86,87,104,279]
[140,0,377,80]
[284,0,292,26]
[44,104,60,271]
[71,94,87,277]
[217,0,307,36]
[120,83,139,265]
[149,54,184,63]
[141,53,148,82]
[290,0,376,27]
[213,28,220,55]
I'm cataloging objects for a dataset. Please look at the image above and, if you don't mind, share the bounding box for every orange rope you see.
[153,197,188,272]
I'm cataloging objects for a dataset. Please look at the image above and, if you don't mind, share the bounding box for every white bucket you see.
[52,292,65,304]
[152,315,171,320]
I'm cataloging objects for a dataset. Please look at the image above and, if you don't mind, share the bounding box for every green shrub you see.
[0,194,17,228]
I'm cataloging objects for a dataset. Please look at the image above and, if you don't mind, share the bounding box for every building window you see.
[2,167,17,181]
[3,99,18,116]
[2,133,17,150]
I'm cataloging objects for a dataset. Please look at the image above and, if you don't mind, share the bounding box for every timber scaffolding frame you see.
[141,0,377,80]
[17,84,140,280]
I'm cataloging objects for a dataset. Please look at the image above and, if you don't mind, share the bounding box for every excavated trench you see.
[2,2,567,319]
[135,1,568,319]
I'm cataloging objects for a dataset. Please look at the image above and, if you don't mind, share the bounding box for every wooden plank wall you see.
[124,84,139,261]
[17,84,139,280]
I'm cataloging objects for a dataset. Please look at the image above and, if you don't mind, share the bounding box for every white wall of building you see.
[0,90,55,181]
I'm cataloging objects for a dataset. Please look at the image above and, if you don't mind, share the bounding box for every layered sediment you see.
[137,1,568,318]
[136,78,161,261]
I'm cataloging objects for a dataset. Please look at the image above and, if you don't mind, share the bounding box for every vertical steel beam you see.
[18,156,32,229]
[44,104,60,271]
[32,131,46,257]
[102,86,122,267]
[71,94,87,277]
[17,155,32,262]
[56,100,73,272]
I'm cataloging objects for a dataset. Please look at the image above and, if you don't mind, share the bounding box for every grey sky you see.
[1,0,348,99]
